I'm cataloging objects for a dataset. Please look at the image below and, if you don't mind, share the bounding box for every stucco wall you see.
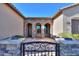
[63,14,71,33]
[53,15,63,36]
[53,5,79,36]
[63,5,79,33]
[0,4,24,39]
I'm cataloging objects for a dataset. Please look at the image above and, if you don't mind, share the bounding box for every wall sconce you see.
[67,22,70,25]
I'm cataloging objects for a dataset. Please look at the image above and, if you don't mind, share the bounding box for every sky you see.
[13,3,72,17]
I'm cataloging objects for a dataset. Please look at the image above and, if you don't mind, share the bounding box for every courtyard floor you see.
[23,38,55,43]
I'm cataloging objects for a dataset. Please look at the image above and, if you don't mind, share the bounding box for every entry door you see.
[72,19,79,34]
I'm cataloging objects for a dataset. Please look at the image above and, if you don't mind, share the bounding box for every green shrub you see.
[73,34,79,40]
[59,33,79,40]
[58,33,74,38]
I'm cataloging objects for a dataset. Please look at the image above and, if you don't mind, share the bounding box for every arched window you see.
[36,23,41,33]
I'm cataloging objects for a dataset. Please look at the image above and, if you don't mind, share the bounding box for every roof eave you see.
[4,3,25,19]
[52,3,79,21]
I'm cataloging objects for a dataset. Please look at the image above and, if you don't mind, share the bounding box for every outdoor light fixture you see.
[67,22,70,25]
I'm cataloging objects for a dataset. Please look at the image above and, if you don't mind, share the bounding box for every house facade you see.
[1,3,79,39]
[53,4,79,36]
[0,3,53,39]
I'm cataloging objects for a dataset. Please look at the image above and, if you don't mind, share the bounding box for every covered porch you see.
[24,22,53,38]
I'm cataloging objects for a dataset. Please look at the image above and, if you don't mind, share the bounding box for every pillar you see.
[24,22,28,37]
[50,23,53,37]
[41,24,45,38]
[32,23,36,38]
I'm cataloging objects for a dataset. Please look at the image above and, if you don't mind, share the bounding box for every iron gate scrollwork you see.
[20,41,60,56]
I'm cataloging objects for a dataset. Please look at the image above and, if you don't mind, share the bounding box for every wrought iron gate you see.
[20,41,60,56]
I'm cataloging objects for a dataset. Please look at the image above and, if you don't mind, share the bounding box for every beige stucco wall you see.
[53,5,79,36]
[0,4,24,39]
[63,14,71,33]
[53,15,63,36]
[63,5,79,34]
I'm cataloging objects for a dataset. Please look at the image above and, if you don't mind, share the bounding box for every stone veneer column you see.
[32,23,36,38]
[41,24,45,38]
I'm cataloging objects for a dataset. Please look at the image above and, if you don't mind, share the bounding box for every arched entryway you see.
[44,23,50,37]
[36,23,42,37]
[27,23,32,37]
[36,23,41,33]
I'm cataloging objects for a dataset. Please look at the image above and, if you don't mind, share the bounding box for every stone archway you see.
[36,23,42,38]
[36,23,41,33]
[44,23,50,37]
[27,23,32,37]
